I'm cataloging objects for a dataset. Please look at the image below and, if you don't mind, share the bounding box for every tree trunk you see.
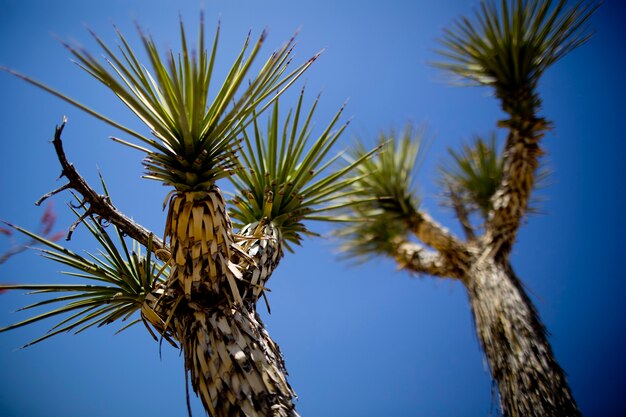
[175,305,298,417]
[467,258,579,417]
[151,189,298,416]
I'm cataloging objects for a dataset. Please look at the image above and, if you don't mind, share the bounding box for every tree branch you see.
[41,119,167,259]
[485,114,548,261]
[408,210,470,276]
[391,238,462,279]
[446,184,475,241]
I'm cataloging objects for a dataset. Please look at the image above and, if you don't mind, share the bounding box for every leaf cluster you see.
[0,207,165,348]
[336,126,424,259]
[435,0,597,95]
[229,90,377,251]
[4,15,316,190]
[439,133,503,220]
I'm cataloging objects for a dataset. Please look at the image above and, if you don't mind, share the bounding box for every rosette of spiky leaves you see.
[335,126,425,258]
[439,133,550,224]
[0,210,166,348]
[351,126,423,219]
[336,210,409,263]
[3,14,316,190]
[435,0,597,114]
[229,90,377,251]
[439,133,504,220]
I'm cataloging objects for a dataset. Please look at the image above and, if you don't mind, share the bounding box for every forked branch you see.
[408,210,470,276]
[40,119,167,258]
[484,117,547,260]
[392,238,462,279]
[445,183,475,241]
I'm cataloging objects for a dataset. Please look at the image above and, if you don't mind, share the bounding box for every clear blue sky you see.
[1,1,624,416]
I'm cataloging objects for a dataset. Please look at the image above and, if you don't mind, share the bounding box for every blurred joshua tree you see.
[0,15,375,417]
[338,1,597,416]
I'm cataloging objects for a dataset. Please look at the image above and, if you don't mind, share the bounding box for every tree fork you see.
[407,210,471,276]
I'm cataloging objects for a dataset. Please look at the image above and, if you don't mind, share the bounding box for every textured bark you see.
[236,220,284,305]
[408,210,470,276]
[142,287,298,416]
[391,239,461,279]
[141,196,295,417]
[164,189,241,300]
[467,257,579,417]
[175,305,298,417]
[151,191,297,416]
[485,90,546,261]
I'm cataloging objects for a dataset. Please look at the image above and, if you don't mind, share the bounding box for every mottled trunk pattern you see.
[236,221,283,305]
[143,285,298,417]
[164,187,240,300]
[486,90,545,260]
[175,305,298,417]
[467,258,579,417]
[144,189,298,416]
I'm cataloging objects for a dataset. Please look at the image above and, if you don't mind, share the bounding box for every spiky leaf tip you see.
[335,210,409,262]
[332,125,426,259]
[346,125,425,221]
[4,14,319,191]
[229,89,378,251]
[434,0,598,97]
[0,209,167,347]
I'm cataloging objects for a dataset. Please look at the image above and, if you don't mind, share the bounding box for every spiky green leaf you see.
[439,133,503,219]
[0,213,167,347]
[434,0,597,101]
[439,132,549,223]
[332,125,426,258]
[3,14,318,190]
[229,89,378,251]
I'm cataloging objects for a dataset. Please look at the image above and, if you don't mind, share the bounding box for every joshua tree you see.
[338,1,597,416]
[0,16,373,417]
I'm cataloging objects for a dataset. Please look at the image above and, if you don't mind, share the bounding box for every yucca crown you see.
[229,90,378,251]
[6,15,316,191]
[334,126,425,259]
[435,0,597,115]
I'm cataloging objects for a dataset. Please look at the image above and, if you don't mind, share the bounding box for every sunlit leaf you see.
[0,212,167,347]
[334,125,426,258]
[229,89,378,251]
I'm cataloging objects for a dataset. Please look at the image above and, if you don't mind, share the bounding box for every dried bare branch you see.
[42,119,167,259]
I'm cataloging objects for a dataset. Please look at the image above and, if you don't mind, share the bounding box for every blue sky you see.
[0,1,625,416]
